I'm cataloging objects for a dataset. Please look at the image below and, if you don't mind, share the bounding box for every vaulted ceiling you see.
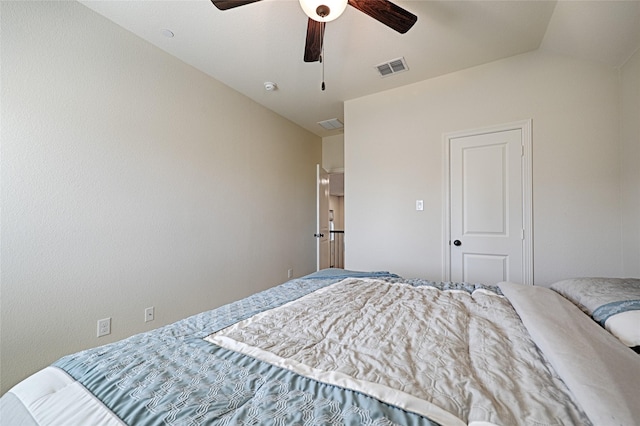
[79,0,640,137]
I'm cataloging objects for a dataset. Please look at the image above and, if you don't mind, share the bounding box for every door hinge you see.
[521,229,525,240]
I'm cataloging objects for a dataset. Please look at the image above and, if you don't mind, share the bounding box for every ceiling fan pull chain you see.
[321,23,326,91]
[321,57,325,91]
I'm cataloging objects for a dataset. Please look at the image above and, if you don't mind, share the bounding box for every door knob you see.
[453,240,462,246]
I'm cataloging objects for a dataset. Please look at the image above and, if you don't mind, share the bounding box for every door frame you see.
[316,164,330,271]
[442,119,533,284]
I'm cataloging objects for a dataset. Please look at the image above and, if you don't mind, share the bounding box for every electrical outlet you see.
[287,269,293,279]
[97,318,111,337]
[145,307,154,322]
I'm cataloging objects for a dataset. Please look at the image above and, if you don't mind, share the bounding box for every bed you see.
[1,269,639,426]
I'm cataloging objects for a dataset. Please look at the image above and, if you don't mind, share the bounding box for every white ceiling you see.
[79,0,640,137]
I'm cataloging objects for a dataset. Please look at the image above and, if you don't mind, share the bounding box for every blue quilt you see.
[54,269,443,425]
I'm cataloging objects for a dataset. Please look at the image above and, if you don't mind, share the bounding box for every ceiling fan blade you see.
[304,18,325,63]
[210,0,262,11]
[348,0,417,34]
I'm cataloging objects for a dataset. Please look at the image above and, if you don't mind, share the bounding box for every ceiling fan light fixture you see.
[299,0,348,22]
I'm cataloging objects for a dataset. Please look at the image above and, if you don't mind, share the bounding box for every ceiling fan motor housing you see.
[316,4,330,18]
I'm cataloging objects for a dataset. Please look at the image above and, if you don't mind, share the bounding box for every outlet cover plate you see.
[97,318,111,337]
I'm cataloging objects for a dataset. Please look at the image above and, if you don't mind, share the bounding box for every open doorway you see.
[322,133,345,270]
[329,172,344,268]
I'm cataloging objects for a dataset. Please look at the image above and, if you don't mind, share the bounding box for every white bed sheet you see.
[4,367,124,426]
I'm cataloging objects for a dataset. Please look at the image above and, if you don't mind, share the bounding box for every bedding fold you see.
[5,367,125,426]
[499,282,640,426]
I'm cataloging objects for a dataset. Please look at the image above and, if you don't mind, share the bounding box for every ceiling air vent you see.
[318,118,344,130]
[375,57,409,78]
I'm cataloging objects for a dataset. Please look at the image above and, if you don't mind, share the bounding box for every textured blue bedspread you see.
[54,269,442,425]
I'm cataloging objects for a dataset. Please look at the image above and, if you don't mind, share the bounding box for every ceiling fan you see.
[210,0,418,62]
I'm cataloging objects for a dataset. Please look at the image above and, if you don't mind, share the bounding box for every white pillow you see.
[604,310,640,347]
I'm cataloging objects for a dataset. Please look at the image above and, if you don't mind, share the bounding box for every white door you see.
[316,164,330,270]
[447,122,532,285]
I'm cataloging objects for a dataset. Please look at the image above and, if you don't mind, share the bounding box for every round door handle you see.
[453,240,462,246]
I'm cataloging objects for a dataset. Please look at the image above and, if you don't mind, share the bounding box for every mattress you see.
[2,269,639,425]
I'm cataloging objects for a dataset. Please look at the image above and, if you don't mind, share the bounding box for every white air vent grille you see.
[318,118,344,130]
[375,57,408,77]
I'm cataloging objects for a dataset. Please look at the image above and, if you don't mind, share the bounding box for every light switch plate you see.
[145,307,154,322]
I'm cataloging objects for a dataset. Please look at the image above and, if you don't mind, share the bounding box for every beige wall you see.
[322,134,345,173]
[1,1,321,394]
[620,48,640,277]
[345,50,627,285]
